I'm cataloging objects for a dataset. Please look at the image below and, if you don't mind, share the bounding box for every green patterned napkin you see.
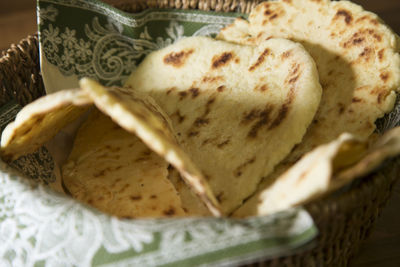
[38,0,244,92]
[0,0,318,266]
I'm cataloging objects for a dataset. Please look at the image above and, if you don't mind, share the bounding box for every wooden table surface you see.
[1,1,399,266]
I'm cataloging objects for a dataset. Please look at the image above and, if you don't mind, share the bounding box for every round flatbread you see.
[0,89,92,161]
[62,109,186,218]
[236,126,400,217]
[125,36,322,214]
[218,0,400,159]
[79,78,221,216]
[218,0,400,217]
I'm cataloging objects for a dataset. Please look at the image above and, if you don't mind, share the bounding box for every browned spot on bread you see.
[342,28,383,48]
[343,33,365,48]
[334,9,353,24]
[128,143,135,148]
[217,85,225,92]
[202,138,213,146]
[255,84,269,92]
[291,63,300,76]
[135,157,147,162]
[105,145,121,153]
[202,76,224,83]
[262,5,284,22]
[173,110,186,124]
[207,97,216,106]
[189,88,200,98]
[269,105,289,130]
[359,47,373,61]
[377,90,390,104]
[204,96,216,116]
[264,9,272,16]
[269,87,295,130]
[338,103,346,114]
[247,106,274,138]
[380,72,390,82]
[356,85,370,91]
[370,30,382,42]
[187,131,199,137]
[135,149,152,162]
[371,87,390,104]
[270,14,278,20]
[281,50,292,60]
[166,87,176,95]
[193,117,209,127]
[179,91,188,100]
[378,49,385,62]
[356,15,379,25]
[212,52,234,69]
[130,195,142,201]
[163,207,176,216]
[352,97,363,103]
[150,195,157,199]
[217,139,230,148]
[288,75,299,84]
[249,48,270,71]
[119,184,130,193]
[234,157,256,177]
[370,19,379,25]
[241,109,261,124]
[93,167,111,177]
[216,192,224,202]
[354,29,382,44]
[163,49,194,67]
[142,150,151,156]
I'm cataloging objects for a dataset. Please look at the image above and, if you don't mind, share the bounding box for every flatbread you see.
[125,36,322,214]
[0,89,92,161]
[236,126,400,217]
[235,133,366,217]
[218,0,400,216]
[79,78,221,216]
[218,0,400,159]
[62,109,185,218]
[336,126,400,181]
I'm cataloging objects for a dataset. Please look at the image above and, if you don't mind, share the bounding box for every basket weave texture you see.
[0,1,399,266]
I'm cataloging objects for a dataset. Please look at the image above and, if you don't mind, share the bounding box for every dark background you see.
[0,1,399,266]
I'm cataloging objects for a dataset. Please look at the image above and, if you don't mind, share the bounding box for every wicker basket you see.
[1,1,399,266]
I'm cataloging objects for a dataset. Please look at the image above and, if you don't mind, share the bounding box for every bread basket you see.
[1,1,399,266]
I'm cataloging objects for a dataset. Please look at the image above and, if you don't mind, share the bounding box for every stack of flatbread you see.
[1,0,400,218]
